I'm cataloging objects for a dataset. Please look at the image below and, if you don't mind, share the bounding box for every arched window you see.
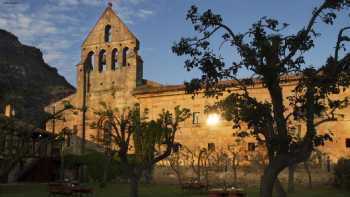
[111,48,118,70]
[86,51,95,71]
[104,25,112,42]
[99,49,107,72]
[122,47,129,66]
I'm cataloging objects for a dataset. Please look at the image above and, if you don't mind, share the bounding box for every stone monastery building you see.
[46,3,350,161]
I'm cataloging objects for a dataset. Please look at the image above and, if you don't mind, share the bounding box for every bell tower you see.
[76,3,143,105]
[74,3,144,153]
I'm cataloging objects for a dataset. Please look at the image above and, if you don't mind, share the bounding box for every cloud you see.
[54,0,100,7]
[38,39,72,50]
[137,9,154,19]
[44,50,65,62]
[128,0,145,5]
[0,0,156,85]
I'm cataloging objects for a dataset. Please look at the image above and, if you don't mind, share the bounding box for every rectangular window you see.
[248,143,256,151]
[346,138,350,148]
[228,144,235,151]
[208,143,215,151]
[173,143,182,152]
[192,112,200,124]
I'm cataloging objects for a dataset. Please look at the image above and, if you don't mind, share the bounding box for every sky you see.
[0,0,349,87]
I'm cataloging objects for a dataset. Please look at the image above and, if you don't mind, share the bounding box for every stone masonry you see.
[45,4,350,161]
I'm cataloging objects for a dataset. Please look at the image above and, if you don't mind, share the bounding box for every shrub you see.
[333,158,350,189]
[64,150,125,182]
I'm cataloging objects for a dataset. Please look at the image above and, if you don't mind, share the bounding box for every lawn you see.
[1,183,349,197]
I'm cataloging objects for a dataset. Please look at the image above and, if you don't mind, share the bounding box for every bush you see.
[64,150,125,183]
[333,158,350,189]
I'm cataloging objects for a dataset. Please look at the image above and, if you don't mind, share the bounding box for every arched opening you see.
[86,51,94,92]
[99,49,107,72]
[111,48,118,70]
[104,25,112,43]
[122,47,129,66]
[86,51,95,71]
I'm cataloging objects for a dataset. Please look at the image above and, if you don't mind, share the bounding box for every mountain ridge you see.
[0,29,76,126]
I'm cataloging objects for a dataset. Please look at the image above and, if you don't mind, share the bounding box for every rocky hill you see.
[0,29,76,126]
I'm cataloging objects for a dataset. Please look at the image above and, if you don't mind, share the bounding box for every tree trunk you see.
[101,156,112,188]
[233,167,238,185]
[175,170,183,187]
[260,167,278,197]
[275,178,287,197]
[60,150,65,181]
[288,164,296,193]
[205,166,209,191]
[130,175,140,197]
[170,162,183,187]
[304,162,312,188]
[143,165,153,184]
[260,156,287,197]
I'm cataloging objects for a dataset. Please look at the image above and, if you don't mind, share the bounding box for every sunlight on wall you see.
[207,113,220,126]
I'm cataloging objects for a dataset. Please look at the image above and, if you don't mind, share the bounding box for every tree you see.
[172,1,350,197]
[227,136,247,185]
[0,101,75,183]
[0,115,54,182]
[181,146,213,189]
[92,103,190,197]
[167,145,185,187]
[41,101,75,130]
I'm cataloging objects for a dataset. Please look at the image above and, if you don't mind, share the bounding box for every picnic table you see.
[48,182,93,196]
[208,187,246,197]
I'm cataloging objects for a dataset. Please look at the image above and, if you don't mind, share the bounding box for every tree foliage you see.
[0,115,56,182]
[173,1,350,196]
[91,103,190,197]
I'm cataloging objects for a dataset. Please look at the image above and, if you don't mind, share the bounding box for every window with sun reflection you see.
[206,113,220,125]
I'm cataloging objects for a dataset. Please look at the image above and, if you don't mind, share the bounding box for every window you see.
[208,143,215,151]
[192,112,200,124]
[104,25,112,42]
[228,144,235,151]
[86,51,95,70]
[4,104,15,117]
[248,143,256,151]
[346,138,350,148]
[122,47,129,66]
[111,48,118,70]
[99,50,107,72]
[173,143,182,152]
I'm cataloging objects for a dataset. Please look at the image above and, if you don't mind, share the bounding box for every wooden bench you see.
[48,182,93,197]
[208,188,246,197]
[71,187,93,197]
[48,183,73,196]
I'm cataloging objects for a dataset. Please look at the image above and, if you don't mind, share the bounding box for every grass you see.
[1,183,349,197]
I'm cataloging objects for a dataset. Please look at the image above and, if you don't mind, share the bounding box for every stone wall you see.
[45,4,350,161]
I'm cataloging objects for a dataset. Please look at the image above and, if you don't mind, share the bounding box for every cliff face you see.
[0,29,76,126]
